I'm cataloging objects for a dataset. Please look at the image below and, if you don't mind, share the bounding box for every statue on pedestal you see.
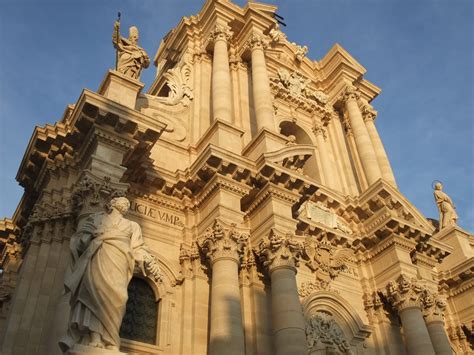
[433,182,458,229]
[112,19,150,80]
[59,197,162,353]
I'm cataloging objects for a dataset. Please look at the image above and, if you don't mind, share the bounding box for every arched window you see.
[279,121,321,181]
[119,277,159,344]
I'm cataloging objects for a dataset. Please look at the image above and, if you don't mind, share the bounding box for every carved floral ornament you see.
[293,43,308,62]
[339,85,360,104]
[271,69,329,114]
[383,275,447,320]
[306,312,354,355]
[246,32,269,51]
[361,103,377,122]
[255,229,302,272]
[197,220,249,264]
[210,23,233,43]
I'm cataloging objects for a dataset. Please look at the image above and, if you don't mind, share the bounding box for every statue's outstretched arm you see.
[130,222,163,282]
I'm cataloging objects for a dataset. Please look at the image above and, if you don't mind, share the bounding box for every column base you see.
[195,119,245,154]
[242,129,288,161]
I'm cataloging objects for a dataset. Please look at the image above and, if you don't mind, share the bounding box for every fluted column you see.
[198,221,246,355]
[340,86,381,185]
[361,104,397,187]
[313,120,337,190]
[422,291,452,355]
[257,230,306,355]
[211,24,233,123]
[247,33,275,131]
[386,276,435,355]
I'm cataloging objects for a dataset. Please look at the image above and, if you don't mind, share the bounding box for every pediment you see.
[358,180,436,235]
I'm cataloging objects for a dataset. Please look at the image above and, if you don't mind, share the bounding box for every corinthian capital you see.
[198,220,246,264]
[361,103,378,122]
[339,85,360,104]
[246,32,268,51]
[421,289,447,324]
[385,275,425,312]
[210,23,233,43]
[256,229,302,273]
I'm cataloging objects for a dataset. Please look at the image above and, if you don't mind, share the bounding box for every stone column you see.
[386,276,435,355]
[198,220,246,355]
[422,291,453,355]
[247,33,275,132]
[257,230,307,355]
[340,86,381,185]
[211,24,233,123]
[313,120,336,190]
[361,104,397,187]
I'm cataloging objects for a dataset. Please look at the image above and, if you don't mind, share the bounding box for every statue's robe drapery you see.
[434,189,458,228]
[115,37,150,79]
[61,209,149,350]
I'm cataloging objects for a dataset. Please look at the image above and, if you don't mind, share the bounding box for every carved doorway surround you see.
[303,291,372,355]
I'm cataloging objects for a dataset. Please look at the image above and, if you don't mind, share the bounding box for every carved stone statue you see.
[59,197,162,352]
[112,22,150,80]
[433,182,458,229]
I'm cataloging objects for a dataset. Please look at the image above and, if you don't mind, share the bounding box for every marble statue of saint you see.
[59,197,162,352]
[433,182,458,229]
[112,22,150,80]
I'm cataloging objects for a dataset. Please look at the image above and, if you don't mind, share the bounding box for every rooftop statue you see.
[112,19,150,80]
[59,197,162,352]
[433,182,458,229]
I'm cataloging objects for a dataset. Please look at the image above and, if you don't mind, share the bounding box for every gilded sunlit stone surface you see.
[0,1,472,354]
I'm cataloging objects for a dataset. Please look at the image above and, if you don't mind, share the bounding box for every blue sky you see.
[0,0,473,231]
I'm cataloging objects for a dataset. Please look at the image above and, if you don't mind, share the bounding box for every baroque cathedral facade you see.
[0,0,472,354]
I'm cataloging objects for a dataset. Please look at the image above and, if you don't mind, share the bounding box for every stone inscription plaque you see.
[130,200,184,227]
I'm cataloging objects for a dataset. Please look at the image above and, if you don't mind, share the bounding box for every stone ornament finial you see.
[198,220,247,265]
[433,182,458,229]
[294,43,308,62]
[268,24,286,43]
[112,20,150,80]
[256,229,302,272]
[210,23,233,43]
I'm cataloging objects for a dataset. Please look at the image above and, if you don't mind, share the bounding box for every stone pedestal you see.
[98,70,144,109]
[195,119,244,154]
[242,129,288,161]
[68,344,127,355]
